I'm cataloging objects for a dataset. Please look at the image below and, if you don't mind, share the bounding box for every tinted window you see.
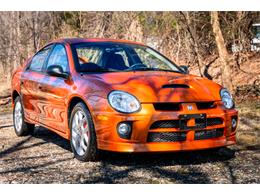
[76,47,103,65]
[134,47,171,70]
[29,48,50,72]
[46,44,69,72]
[73,43,181,73]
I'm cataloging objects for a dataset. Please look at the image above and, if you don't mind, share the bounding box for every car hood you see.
[83,71,222,103]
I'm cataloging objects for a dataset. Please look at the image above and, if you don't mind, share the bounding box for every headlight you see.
[108,91,141,113]
[220,88,234,109]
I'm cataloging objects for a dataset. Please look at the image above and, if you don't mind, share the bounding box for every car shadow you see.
[3,125,257,184]
[32,126,236,166]
[32,126,72,152]
[100,147,236,167]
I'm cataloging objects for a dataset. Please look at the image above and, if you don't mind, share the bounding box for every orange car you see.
[11,38,238,161]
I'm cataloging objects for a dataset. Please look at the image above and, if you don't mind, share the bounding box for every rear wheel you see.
[13,96,35,136]
[69,102,99,162]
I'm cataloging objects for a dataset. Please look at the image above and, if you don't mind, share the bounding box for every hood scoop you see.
[162,84,190,89]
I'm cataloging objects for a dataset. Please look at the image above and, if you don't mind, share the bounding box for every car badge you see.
[187,105,193,110]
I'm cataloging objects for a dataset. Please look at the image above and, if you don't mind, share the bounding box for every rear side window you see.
[29,48,50,72]
[46,44,69,72]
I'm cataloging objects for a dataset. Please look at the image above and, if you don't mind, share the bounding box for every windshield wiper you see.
[80,67,182,73]
[129,67,181,73]
[80,67,117,73]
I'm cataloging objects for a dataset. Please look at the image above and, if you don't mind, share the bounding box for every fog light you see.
[232,118,237,128]
[231,117,238,131]
[117,122,132,139]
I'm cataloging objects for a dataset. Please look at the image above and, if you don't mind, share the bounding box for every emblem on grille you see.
[187,105,193,110]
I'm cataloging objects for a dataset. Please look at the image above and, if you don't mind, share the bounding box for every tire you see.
[13,96,35,136]
[69,102,99,162]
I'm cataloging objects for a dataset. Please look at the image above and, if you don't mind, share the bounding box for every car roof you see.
[52,38,145,46]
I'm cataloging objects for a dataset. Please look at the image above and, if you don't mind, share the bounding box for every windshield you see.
[72,42,183,73]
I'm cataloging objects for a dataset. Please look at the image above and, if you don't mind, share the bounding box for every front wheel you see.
[69,102,99,162]
[13,96,35,136]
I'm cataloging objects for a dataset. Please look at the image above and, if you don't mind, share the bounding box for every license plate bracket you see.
[179,113,207,130]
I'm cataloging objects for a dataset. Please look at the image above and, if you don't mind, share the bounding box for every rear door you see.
[37,44,72,133]
[21,45,53,122]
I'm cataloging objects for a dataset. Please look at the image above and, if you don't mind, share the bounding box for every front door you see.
[37,44,72,133]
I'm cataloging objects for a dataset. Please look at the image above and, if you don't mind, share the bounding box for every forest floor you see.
[0,100,259,184]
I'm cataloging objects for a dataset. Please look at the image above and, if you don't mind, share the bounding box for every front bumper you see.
[98,134,236,152]
[93,101,238,152]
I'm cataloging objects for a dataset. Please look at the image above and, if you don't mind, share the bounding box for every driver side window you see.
[46,44,69,72]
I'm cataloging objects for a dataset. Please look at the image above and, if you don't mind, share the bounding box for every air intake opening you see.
[162,84,189,89]
[147,132,187,142]
[194,128,224,140]
[153,103,180,111]
[196,102,216,110]
[150,120,180,129]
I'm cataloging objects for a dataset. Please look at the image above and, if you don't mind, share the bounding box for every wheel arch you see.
[67,95,94,130]
[12,90,20,105]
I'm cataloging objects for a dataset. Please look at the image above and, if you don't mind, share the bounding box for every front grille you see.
[147,132,186,142]
[207,118,223,126]
[150,117,223,130]
[194,128,224,140]
[153,103,180,111]
[150,118,223,129]
[196,102,216,110]
[150,120,179,129]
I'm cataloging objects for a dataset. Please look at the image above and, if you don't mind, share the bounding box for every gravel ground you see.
[0,102,259,184]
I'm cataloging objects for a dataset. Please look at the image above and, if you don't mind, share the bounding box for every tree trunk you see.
[6,12,15,84]
[175,22,181,64]
[211,11,234,93]
[181,11,203,77]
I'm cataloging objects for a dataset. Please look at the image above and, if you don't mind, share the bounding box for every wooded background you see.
[0,11,259,98]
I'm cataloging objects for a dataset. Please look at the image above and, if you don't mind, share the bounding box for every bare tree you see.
[211,11,234,93]
[0,11,259,92]
[180,11,204,77]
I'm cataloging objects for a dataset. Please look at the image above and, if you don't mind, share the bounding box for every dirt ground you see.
[0,101,259,184]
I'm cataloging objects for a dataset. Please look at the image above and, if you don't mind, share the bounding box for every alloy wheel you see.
[71,110,89,156]
[14,101,23,132]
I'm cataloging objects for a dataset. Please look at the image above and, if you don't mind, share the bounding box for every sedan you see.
[12,38,238,161]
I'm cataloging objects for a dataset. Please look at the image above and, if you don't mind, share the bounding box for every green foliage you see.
[138,12,177,35]
[61,12,81,30]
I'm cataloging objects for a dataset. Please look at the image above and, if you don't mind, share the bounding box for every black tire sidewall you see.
[69,102,99,161]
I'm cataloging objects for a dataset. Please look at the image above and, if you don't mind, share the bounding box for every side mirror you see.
[47,65,69,79]
[179,65,189,74]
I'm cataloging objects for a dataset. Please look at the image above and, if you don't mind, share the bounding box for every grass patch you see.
[236,99,260,146]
